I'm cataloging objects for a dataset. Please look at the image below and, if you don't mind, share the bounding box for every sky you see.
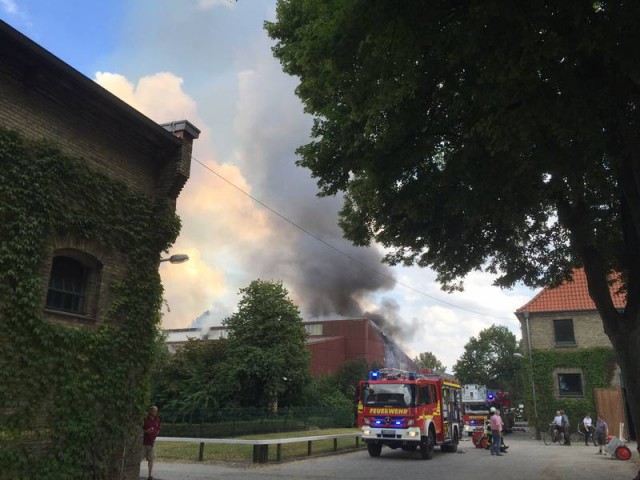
[0,0,539,370]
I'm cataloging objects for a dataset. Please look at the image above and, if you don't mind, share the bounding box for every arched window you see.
[46,249,102,317]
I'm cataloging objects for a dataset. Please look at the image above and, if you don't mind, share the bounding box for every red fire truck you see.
[462,385,514,437]
[357,368,462,459]
[461,384,490,436]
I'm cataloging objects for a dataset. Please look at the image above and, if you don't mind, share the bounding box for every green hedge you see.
[161,406,354,438]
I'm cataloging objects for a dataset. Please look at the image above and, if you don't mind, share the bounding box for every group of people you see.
[551,410,609,453]
[551,409,572,445]
[582,413,610,454]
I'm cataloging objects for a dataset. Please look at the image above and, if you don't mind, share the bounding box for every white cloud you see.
[0,0,18,14]
[197,0,235,9]
[94,69,275,328]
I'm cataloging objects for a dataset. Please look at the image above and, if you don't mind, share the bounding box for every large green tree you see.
[452,325,519,391]
[413,352,446,373]
[224,280,310,412]
[266,1,640,467]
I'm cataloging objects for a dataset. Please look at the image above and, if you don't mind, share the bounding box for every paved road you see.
[142,432,639,480]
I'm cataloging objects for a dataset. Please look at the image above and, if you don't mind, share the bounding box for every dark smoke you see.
[212,54,411,345]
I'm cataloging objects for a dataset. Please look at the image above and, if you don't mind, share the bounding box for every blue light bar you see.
[370,371,380,380]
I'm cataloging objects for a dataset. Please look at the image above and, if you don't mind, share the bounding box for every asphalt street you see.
[141,431,639,480]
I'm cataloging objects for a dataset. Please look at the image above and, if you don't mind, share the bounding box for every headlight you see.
[363,428,372,436]
[406,431,418,437]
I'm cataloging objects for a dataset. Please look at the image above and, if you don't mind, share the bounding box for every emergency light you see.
[370,371,380,380]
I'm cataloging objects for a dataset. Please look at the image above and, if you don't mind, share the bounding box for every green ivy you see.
[522,347,616,431]
[0,128,181,479]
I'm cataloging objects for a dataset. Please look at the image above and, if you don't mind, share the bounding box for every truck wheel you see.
[420,430,435,460]
[367,443,382,457]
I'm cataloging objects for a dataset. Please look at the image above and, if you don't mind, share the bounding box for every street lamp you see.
[513,352,538,417]
[514,350,539,434]
[159,254,189,264]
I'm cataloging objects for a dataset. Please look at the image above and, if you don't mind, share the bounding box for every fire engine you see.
[357,368,462,459]
[461,385,514,436]
[461,384,489,436]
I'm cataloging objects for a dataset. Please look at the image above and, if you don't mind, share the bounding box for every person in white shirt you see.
[583,414,593,446]
[551,410,564,442]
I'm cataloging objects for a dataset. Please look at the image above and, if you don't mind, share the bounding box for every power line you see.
[191,156,515,321]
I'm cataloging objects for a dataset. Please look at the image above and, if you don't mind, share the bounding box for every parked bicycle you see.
[543,423,567,445]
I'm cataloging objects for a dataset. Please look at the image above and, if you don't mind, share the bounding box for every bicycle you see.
[570,425,597,446]
[543,424,567,445]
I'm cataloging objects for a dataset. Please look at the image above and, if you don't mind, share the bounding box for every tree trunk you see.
[269,393,279,414]
[609,322,640,452]
[583,263,639,479]
[595,296,640,479]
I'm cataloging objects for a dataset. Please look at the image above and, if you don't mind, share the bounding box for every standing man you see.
[583,413,593,446]
[490,408,504,456]
[143,405,161,480]
[594,415,609,454]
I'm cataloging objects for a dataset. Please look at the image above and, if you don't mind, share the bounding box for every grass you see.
[155,428,363,463]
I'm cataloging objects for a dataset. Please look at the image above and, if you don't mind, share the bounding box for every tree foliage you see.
[151,338,231,423]
[266,1,640,459]
[452,325,519,391]
[223,280,311,411]
[413,351,446,373]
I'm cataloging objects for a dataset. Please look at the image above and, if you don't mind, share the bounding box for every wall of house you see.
[306,319,388,372]
[0,70,180,197]
[524,311,612,350]
[307,337,348,376]
[0,30,195,478]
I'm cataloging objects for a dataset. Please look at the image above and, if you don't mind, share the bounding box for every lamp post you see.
[513,352,538,417]
[159,254,189,264]
[513,310,540,438]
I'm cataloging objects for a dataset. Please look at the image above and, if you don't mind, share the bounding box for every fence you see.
[156,432,363,463]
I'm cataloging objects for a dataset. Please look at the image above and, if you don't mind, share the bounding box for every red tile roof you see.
[516,268,626,313]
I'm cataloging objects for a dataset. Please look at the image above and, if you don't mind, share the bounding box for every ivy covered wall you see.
[523,347,616,430]
[0,128,180,479]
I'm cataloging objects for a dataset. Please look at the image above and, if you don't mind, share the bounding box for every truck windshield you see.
[366,383,415,407]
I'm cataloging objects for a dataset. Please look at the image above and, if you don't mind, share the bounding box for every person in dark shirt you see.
[143,405,161,480]
[594,415,609,455]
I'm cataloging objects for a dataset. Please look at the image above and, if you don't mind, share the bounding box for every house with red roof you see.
[515,269,634,439]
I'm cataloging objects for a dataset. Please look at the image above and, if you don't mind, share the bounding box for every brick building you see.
[0,20,198,479]
[166,318,417,376]
[515,269,634,439]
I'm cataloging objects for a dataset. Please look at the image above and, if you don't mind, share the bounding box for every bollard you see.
[253,444,269,463]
